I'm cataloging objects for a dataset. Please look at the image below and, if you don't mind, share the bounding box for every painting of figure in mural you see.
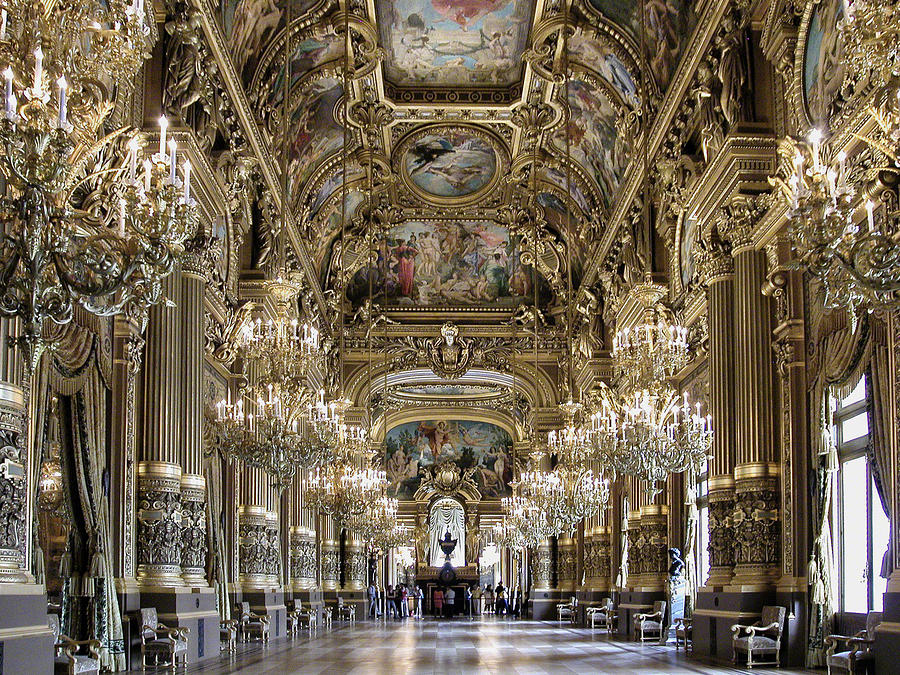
[804,0,844,123]
[568,34,640,108]
[377,0,535,87]
[347,220,538,307]
[221,0,323,81]
[588,0,696,90]
[403,131,498,199]
[553,79,626,212]
[385,420,513,499]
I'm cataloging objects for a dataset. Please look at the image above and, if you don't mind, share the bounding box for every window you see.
[695,468,709,585]
[833,376,889,613]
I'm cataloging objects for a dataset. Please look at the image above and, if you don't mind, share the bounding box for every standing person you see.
[434,587,444,618]
[484,584,494,614]
[416,585,425,618]
[401,585,409,618]
[495,581,506,616]
[465,584,473,619]
[473,583,482,616]
[386,585,395,619]
[444,586,456,619]
[367,582,378,618]
[394,584,403,619]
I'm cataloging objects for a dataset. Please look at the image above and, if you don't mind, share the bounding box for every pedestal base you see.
[0,583,54,675]
[137,586,221,665]
[529,588,565,620]
[692,588,774,662]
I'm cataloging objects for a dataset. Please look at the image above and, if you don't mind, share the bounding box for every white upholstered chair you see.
[825,610,882,674]
[48,614,101,675]
[557,596,577,624]
[139,607,189,671]
[731,605,787,668]
[633,601,667,642]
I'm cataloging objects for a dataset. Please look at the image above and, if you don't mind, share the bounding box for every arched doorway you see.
[428,497,465,567]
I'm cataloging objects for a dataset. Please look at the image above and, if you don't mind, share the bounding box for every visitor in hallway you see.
[465,584,473,618]
[368,582,378,618]
[386,585,395,619]
[484,584,493,614]
[415,585,424,618]
[401,584,409,618]
[433,587,444,618]
[495,581,506,616]
[472,583,482,615]
[394,584,403,619]
[444,586,456,618]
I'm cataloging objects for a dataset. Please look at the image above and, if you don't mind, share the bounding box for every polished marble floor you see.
[171,617,814,675]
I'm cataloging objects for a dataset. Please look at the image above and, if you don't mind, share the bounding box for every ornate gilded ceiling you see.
[211,0,700,315]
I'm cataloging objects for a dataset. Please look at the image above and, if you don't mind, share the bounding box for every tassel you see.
[59,550,73,579]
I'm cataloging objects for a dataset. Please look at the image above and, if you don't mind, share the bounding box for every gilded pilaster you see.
[265,510,279,585]
[0,326,26,582]
[237,505,270,590]
[289,526,316,591]
[697,225,736,588]
[180,474,208,586]
[626,511,642,589]
[343,535,366,591]
[639,503,669,592]
[557,536,577,593]
[531,541,553,591]
[321,539,340,591]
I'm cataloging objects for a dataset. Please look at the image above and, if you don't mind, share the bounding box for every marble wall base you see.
[616,589,666,639]
[324,589,366,620]
[241,589,287,640]
[692,589,774,661]
[529,588,566,620]
[0,584,54,675]
[137,586,221,664]
[775,587,807,667]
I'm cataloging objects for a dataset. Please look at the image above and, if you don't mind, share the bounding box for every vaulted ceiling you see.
[214,0,698,315]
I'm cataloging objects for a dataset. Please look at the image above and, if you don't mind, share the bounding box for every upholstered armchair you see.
[557,596,577,624]
[633,601,667,642]
[731,605,787,668]
[219,618,238,652]
[48,614,101,675]
[236,602,270,643]
[586,598,612,629]
[292,599,317,632]
[336,596,356,623]
[825,610,882,674]
[674,617,693,652]
[139,607,189,670]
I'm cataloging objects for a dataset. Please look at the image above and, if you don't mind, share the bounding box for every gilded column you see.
[180,241,211,586]
[557,535,577,593]
[138,272,184,587]
[531,540,553,591]
[265,510,279,587]
[639,484,669,592]
[723,197,780,589]
[696,225,736,588]
[0,317,27,583]
[289,472,316,590]
[343,533,366,591]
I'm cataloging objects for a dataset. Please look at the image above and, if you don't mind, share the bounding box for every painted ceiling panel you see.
[376,0,536,88]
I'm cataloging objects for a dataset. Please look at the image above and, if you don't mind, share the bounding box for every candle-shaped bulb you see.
[3,67,13,116]
[167,139,177,182]
[866,200,875,232]
[33,46,43,91]
[0,9,6,41]
[158,115,168,155]
[183,159,191,201]
[56,76,66,125]
[143,158,151,192]
[128,137,139,183]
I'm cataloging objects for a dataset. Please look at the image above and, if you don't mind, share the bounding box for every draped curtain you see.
[34,319,125,671]
[866,319,893,580]
[806,308,871,667]
[204,452,230,619]
[429,499,465,567]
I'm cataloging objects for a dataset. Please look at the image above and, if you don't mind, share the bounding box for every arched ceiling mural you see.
[211,0,700,313]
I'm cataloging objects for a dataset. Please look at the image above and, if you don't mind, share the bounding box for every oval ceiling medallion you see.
[397,125,505,205]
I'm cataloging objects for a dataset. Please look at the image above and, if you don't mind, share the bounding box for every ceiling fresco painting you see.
[315,188,366,282]
[396,384,503,398]
[376,0,536,88]
[347,220,533,307]
[587,0,697,90]
[568,34,640,108]
[385,420,513,500]
[552,78,626,212]
[402,130,498,199]
[220,0,324,82]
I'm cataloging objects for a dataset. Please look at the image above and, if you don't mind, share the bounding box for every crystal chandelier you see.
[0,0,196,365]
[519,458,609,537]
[305,455,386,527]
[590,285,712,499]
[350,495,410,552]
[496,485,553,550]
[782,129,900,317]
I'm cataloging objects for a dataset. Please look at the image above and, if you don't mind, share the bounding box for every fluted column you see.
[697,228,736,588]
[0,317,27,583]
[726,213,780,589]
[289,472,316,590]
[138,273,184,587]
[180,243,210,586]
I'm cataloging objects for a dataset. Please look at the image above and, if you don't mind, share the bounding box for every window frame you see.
[832,376,881,614]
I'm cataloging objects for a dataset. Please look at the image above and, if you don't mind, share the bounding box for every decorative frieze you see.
[531,541,552,590]
[343,538,366,590]
[265,511,279,583]
[289,527,316,590]
[137,461,183,587]
[180,474,208,586]
[238,505,269,589]
[640,507,669,581]
[556,537,577,592]
[321,539,340,591]
[707,480,736,587]
[0,381,27,582]
[732,464,781,586]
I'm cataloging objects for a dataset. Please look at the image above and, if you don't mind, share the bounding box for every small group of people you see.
[475,581,522,617]
[367,583,424,619]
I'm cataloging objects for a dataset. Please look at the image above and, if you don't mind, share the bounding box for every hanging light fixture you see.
[519,0,609,537]
[589,284,712,500]
[0,0,193,366]
[839,0,900,94]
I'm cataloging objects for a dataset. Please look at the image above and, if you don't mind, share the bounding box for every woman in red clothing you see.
[433,588,444,618]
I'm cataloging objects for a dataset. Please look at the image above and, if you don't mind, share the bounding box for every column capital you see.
[695,226,734,284]
[180,234,219,281]
[717,193,768,254]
